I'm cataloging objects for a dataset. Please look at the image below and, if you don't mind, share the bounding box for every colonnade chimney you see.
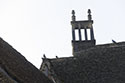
[71,9,96,56]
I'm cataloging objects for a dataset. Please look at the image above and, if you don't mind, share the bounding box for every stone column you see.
[90,27,95,40]
[84,28,88,40]
[78,24,82,41]
[72,29,75,41]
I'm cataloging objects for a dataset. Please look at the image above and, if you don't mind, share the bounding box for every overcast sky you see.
[0,0,125,68]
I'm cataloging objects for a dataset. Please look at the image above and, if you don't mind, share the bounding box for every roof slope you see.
[0,66,18,83]
[49,42,125,83]
[0,38,53,83]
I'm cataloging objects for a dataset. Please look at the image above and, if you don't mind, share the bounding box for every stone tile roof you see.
[48,42,125,83]
[0,38,53,83]
[0,67,18,83]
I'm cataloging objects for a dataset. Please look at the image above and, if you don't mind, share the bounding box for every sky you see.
[0,0,125,68]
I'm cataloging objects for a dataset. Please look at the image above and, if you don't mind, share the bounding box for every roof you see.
[0,38,53,83]
[46,42,125,83]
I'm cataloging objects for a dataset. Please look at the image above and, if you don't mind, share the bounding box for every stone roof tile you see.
[48,42,125,83]
[0,38,53,83]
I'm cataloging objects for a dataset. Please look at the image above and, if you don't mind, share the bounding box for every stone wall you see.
[72,40,95,55]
